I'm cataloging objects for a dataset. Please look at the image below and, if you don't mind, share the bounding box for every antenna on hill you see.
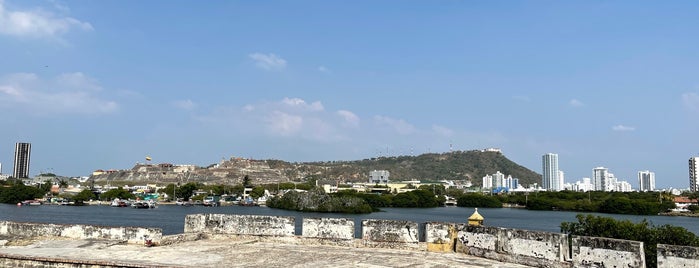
[450,142,453,153]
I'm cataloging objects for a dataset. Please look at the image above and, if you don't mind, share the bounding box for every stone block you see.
[425,222,458,252]
[572,235,645,268]
[361,219,419,243]
[657,244,699,268]
[302,218,354,240]
[184,214,295,237]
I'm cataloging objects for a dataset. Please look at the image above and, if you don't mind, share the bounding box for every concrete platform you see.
[0,237,531,268]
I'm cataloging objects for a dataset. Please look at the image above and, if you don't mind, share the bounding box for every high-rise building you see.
[482,174,493,189]
[13,143,31,179]
[638,170,655,192]
[593,167,610,191]
[542,153,560,191]
[690,157,699,192]
[493,171,505,188]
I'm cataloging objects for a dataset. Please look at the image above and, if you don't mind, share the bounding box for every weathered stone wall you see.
[455,225,570,268]
[184,214,295,236]
[362,219,419,243]
[425,222,460,252]
[302,218,354,240]
[657,244,699,268]
[571,235,645,268]
[0,221,161,245]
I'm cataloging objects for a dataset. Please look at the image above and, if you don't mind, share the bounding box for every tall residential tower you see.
[542,153,560,191]
[690,157,699,192]
[13,142,31,179]
[638,170,655,192]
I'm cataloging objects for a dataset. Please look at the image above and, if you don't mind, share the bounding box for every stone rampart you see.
[571,235,645,268]
[657,244,699,268]
[184,214,295,236]
[361,219,419,249]
[455,225,570,268]
[0,221,161,245]
[302,218,354,240]
[425,222,460,252]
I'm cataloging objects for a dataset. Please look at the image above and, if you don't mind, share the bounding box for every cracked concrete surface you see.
[0,237,531,268]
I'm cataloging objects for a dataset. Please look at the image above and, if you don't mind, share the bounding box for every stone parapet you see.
[184,214,295,236]
[0,221,161,245]
[302,218,354,240]
[657,244,699,268]
[456,225,571,268]
[571,235,645,268]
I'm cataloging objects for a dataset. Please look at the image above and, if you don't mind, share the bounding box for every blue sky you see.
[1,1,698,189]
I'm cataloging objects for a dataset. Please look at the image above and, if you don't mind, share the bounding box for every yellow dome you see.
[468,208,484,221]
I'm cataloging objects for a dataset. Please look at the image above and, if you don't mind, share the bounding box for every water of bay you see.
[1,204,697,237]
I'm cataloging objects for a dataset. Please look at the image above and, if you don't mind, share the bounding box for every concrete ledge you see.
[0,221,161,245]
[184,214,295,236]
[425,222,460,252]
[0,252,182,268]
[657,244,699,268]
[456,225,571,268]
[302,218,354,240]
[362,219,419,243]
[572,235,645,268]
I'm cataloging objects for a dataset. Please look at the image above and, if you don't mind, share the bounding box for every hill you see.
[90,150,541,187]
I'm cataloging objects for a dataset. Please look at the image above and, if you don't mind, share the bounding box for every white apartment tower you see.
[638,170,655,192]
[593,167,610,191]
[542,153,560,191]
[690,157,699,192]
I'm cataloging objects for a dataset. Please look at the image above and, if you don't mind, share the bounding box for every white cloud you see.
[373,115,416,135]
[318,66,330,73]
[281,97,324,111]
[682,92,699,111]
[55,72,102,91]
[172,99,196,110]
[337,110,360,128]
[0,72,117,115]
[249,53,287,70]
[265,111,303,136]
[0,0,93,39]
[612,125,636,132]
[569,99,584,107]
[432,125,454,137]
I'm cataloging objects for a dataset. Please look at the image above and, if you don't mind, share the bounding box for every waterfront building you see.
[638,170,655,192]
[592,167,612,191]
[690,157,699,192]
[482,174,493,189]
[369,170,390,184]
[493,171,505,188]
[13,142,31,179]
[542,153,560,191]
[614,180,633,192]
[504,175,519,190]
[570,177,594,192]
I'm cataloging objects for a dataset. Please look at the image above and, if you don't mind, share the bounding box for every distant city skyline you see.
[1,1,699,189]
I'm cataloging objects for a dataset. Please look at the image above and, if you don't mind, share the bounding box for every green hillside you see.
[269,150,541,187]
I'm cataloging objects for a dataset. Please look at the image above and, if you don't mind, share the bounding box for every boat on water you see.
[175,198,192,206]
[130,199,156,209]
[110,199,129,207]
[203,196,221,207]
[19,200,42,206]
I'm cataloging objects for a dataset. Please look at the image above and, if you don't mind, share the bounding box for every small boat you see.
[21,200,42,206]
[131,201,150,209]
[110,199,129,207]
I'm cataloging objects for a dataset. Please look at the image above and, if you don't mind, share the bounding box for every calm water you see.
[1,204,697,237]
